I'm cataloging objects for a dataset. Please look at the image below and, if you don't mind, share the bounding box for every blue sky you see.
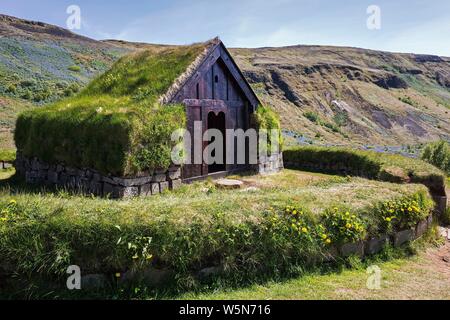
[1,0,450,56]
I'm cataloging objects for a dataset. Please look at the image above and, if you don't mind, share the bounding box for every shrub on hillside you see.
[421,140,450,175]
[67,65,81,72]
[6,84,16,94]
[304,111,320,123]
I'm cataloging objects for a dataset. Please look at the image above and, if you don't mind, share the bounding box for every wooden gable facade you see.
[165,39,261,180]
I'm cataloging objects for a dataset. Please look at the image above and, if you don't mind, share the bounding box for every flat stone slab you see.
[394,229,415,247]
[365,235,389,255]
[439,227,448,238]
[215,179,244,190]
[340,241,364,257]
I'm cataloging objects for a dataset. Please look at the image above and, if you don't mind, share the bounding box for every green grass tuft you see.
[251,104,283,153]
[0,170,434,297]
[0,149,15,162]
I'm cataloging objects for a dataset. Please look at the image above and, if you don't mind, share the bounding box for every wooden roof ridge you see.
[159,37,222,105]
[160,37,261,108]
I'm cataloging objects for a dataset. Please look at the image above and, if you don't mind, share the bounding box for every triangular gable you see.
[161,38,261,109]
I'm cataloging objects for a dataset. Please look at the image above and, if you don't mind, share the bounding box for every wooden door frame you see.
[183,99,228,178]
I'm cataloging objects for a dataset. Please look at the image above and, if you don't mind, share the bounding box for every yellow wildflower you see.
[301,227,308,233]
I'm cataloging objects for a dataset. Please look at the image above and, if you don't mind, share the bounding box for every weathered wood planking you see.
[171,41,259,180]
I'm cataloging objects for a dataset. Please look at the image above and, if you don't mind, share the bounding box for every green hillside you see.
[1,13,450,152]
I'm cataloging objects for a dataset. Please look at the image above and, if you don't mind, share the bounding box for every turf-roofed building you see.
[14,38,283,198]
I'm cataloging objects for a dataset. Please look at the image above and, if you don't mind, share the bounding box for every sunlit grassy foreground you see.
[0,169,434,297]
[179,242,449,300]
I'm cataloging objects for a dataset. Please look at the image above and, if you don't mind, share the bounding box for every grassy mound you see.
[0,171,433,296]
[284,146,446,194]
[14,44,209,176]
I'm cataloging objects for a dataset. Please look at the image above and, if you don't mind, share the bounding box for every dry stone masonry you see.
[336,214,434,258]
[81,213,434,291]
[14,151,283,198]
[255,152,284,175]
[14,152,182,198]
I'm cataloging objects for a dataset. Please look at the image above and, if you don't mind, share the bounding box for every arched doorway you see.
[207,111,226,173]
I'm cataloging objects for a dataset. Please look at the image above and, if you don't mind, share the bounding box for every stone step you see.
[215,179,244,190]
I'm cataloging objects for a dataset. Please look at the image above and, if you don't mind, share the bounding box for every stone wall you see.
[255,152,284,175]
[0,161,13,170]
[14,153,182,199]
[337,214,434,258]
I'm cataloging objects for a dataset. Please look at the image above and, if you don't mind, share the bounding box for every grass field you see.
[0,168,435,298]
[0,96,34,149]
[179,240,450,300]
[1,169,429,221]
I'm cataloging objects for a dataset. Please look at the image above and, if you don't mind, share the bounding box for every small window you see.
[215,75,219,83]
[196,83,200,99]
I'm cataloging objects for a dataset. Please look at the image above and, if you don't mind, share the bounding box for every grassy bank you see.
[179,238,447,300]
[284,146,446,195]
[0,170,433,297]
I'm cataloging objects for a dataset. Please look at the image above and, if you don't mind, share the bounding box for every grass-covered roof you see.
[15,40,219,176]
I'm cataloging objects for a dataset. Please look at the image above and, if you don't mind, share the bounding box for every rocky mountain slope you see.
[0,14,449,149]
[232,46,450,146]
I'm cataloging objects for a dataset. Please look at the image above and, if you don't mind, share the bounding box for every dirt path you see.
[371,241,450,300]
